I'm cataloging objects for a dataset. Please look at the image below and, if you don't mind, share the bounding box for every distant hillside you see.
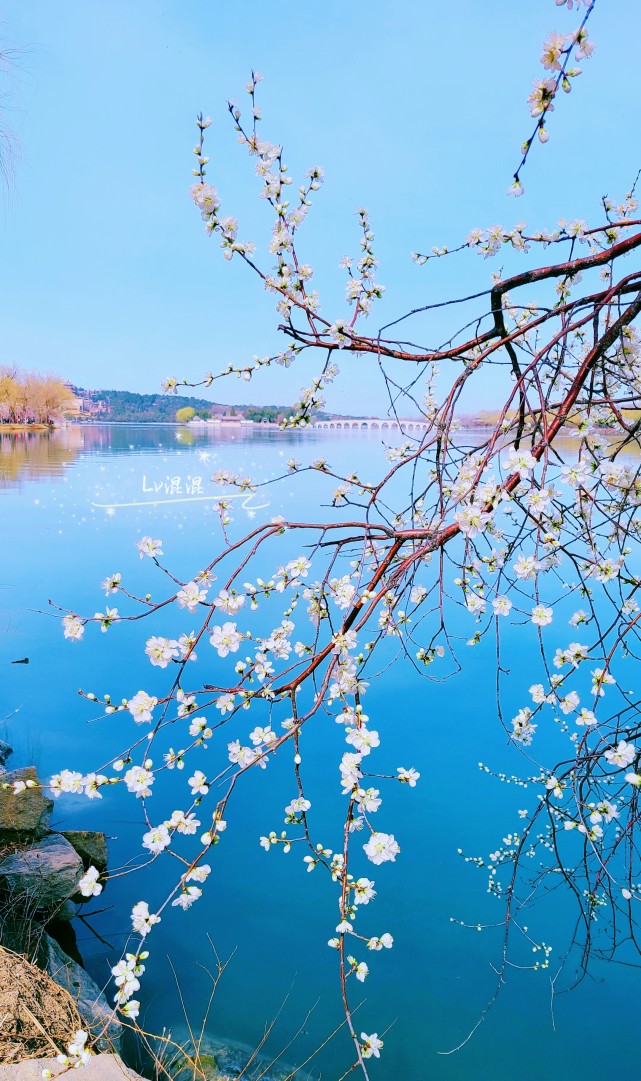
[74,388,299,423]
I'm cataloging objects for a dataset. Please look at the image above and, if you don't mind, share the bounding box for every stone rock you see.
[41,934,122,1054]
[0,767,53,839]
[176,1034,291,1081]
[50,899,80,922]
[0,739,13,774]
[61,829,109,873]
[0,1055,145,1080]
[0,834,83,915]
[171,1052,224,1081]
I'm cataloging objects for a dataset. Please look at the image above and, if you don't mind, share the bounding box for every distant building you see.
[77,396,108,417]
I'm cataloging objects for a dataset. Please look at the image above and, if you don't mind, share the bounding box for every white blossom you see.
[78,866,103,898]
[142,824,171,855]
[177,580,208,610]
[128,691,158,724]
[137,536,163,560]
[604,741,637,769]
[62,615,84,642]
[210,622,243,657]
[363,832,400,866]
[145,636,179,668]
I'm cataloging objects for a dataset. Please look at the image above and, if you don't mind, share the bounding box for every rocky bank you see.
[0,741,121,1060]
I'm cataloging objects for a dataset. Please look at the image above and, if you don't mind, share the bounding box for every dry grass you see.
[0,944,84,1064]
[0,838,28,861]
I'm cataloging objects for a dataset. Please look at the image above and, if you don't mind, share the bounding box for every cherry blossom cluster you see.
[509,0,597,195]
[41,1030,92,1076]
[16,49,641,1075]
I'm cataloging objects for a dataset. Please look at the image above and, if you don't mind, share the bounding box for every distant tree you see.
[26,374,77,423]
[244,405,281,423]
[0,366,20,422]
[0,368,76,424]
[175,406,196,423]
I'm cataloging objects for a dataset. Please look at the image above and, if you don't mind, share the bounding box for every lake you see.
[0,423,637,1080]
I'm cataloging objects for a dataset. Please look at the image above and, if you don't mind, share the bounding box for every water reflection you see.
[0,423,279,487]
[0,427,84,488]
[2,423,641,1081]
[2,423,637,494]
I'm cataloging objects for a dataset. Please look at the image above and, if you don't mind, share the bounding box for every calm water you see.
[0,424,636,1080]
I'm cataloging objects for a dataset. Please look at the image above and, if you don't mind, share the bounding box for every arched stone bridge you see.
[314,418,430,431]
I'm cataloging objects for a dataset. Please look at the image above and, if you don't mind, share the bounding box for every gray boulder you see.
[0,1055,144,1080]
[62,829,109,874]
[51,898,80,921]
[170,1052,227,1080]
[42,934,122,1054]
[0,833,83,915]
[0,766,53,839]
[0,739,12,774]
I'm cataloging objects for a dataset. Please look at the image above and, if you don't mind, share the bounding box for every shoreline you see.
[0,424,53,433]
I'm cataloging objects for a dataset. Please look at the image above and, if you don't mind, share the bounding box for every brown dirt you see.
[0,944,85,1064]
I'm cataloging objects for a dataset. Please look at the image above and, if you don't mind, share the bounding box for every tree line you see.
[0,367,77,425]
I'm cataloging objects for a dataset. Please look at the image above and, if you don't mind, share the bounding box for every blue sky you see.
[0,0,638,413]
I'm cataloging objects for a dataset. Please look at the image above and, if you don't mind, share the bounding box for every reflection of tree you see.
[0,429,82,488]
[0,424,300,489]
[76,422,308,455]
